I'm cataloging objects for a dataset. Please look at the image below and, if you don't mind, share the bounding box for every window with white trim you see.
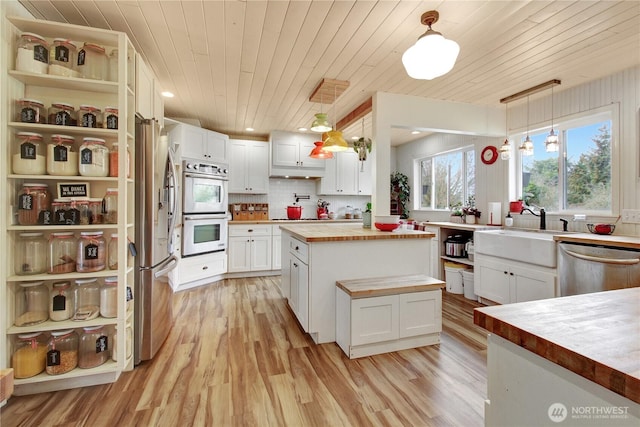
[416,147,475,210]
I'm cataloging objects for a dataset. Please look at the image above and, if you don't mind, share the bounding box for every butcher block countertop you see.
[230,219,362,225]
[279,223,435,242]
[553,232,640,249]
[424,221,499,231]
[474,288,640,403]
[336,274,445,298]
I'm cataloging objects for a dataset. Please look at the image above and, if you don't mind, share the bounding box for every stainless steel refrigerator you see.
[134,115,178,363]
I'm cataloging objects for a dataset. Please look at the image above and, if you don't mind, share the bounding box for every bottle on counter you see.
[505,212,513,227]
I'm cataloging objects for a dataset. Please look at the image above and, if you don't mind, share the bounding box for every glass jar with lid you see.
[88,198,104,224]
[77,105,101,128]
[108,234,118,270]
[74,278,100,321]
[47,232,77,274]
[49,281,75,322]
[13,132,46,175]
[15,232,47,276]
[103,188,118,224]
[76,231,106,273]
[12,332,48,379]
[46,329,78,375]
[49,38,78,77]
[107,48,118,82]
[77,42,108,80]
[100,276,118,318]
[51,199,69,225]
[79,325,109,368]
[47,134,78,176]
[16,32,49,74]
[108,144,130,177]
[111,324,133,362]
[103,107,118,129]
[17,183,51,225]
[78,137,109,177]
[48,102,76,126]
[65,199,87,225]
[16,98,46,124]
[14,281,49,326]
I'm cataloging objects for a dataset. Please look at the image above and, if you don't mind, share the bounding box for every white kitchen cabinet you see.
[2,16,136,394]
[424,226,440,279]
[227,224,272,272]
[317,150,372,196]
[228,139,268,194]
[269,130,325,177]
[475,254,556,304]
[171,122,229,164]
[271,225,282,270]
[136,54,154,119]
[288,238,309,331]
[175,252,227,287]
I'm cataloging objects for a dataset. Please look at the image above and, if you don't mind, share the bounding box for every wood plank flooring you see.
[1,276,488,427]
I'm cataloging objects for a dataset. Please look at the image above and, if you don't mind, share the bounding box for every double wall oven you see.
[182,159,229,257]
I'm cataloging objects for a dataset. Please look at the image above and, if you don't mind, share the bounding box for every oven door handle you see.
[184,172,228,181]
[561,247,640,265]
[184,215,228,221]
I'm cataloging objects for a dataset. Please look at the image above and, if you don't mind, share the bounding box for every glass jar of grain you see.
[78,137,109,177]
[79,325,109,368]
[13,132,46,175]
[46,329,78,375]
[73,278,101,321]
[48,232,77,274]
[13,332,48,378]
[14,281,49,327]
[100,277,118,318]
[16,32,49,74]
[15,232,47,276]
[16,98,46,124]
[17,183,51,225]
[47,134,78,176]
[49,281,75,322]
[76,231,106,273]
[49,38,78,77]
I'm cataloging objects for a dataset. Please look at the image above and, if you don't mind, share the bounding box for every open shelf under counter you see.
[9,70,118,94]
[440,255,474,267]
[8,122,120,138]
[7,316,117,335]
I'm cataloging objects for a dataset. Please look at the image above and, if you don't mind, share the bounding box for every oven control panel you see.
[183,160,228,178]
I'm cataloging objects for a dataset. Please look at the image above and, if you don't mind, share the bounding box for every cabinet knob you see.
[510,272,514,276]
[295,246,299,250]
[504,271,508,275]
[293,263,298,268]
[203,266,208,270]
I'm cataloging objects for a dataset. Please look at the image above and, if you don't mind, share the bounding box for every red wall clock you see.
[481,145,498,165]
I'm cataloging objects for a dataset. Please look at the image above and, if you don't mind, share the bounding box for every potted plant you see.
[463,196,481,224]
[390,172,410,219]
[450,204,464,223]
[363,202,372,228]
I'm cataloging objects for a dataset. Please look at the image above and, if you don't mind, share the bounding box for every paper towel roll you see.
[488,202,502,225]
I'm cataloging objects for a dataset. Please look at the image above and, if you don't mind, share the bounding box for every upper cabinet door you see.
[178,126,209,161]
[136,54,154,119]
[272,134,301,167]
[269,131,326,177]
[206,130,229,164]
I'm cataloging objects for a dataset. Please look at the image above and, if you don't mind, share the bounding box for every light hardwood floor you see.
[1,276,488,427]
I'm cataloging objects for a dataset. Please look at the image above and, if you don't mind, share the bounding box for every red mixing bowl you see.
[374,222,400,232]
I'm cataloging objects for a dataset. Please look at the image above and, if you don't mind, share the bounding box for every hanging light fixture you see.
[322,86,348,152]
[519,95,534,156]
[499,103,511,160]
[402,10,460,80]
[308,140,333,159]
[545,85,559,152]
[352,117,372,170]
[310,93,332,133]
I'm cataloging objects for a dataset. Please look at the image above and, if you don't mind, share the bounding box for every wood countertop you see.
[474,288,640,403]
[230,219,362,225]
[424,221,500,231]
[553,233,640,249]
[278,223,436,242]
[336,274,445,298]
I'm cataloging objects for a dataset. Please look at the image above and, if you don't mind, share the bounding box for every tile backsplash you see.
[228,178,371,220]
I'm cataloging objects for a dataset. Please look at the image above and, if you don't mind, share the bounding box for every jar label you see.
[54,207,67,224]
[80,147,93,165]
[81,112,98,128]
[33,44,48,64]
[96,335,108,353]
[20,107,38,123]
[52,294,67,311]
[77,49,86,66]
[126,286,133,302]
[53,144,69,162]
[20,142,37,159]
[18,193,34,211]
[47,349,61,366]
[85,243,99,260]
[54,110,72,126]
[66,207,80,225]
[54,44,70,63]
[39,209,53,225]
[106,113,118,129]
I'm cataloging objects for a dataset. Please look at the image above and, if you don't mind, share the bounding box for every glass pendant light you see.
[499,103,511,160]
[519,95,534,156]
[308,140,333,159]
[322,86,348,152]
[545,86,559,152]
[310,93,332,133]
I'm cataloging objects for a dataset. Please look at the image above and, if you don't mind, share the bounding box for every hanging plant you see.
[390,171,410,219]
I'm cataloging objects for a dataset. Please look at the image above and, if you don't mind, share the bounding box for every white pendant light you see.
[499,103,511,160]
[519,95,534,156]
[545,86,559,152]
[402,10,460,80]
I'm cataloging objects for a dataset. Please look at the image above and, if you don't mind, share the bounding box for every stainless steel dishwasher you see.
[558,242,640,296]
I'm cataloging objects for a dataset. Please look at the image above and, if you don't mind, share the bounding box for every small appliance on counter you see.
[230,203,268,221]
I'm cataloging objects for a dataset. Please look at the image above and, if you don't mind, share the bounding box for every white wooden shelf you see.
[13,360,118,385]
[8,70,118,94]
[7,317,118,335]
[440,255,474,267]
[8,121,119,138]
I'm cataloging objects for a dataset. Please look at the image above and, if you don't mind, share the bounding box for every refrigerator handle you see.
[154,255,178,278]
[167,147,179,248]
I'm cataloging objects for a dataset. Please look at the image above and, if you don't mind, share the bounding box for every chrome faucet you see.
[520,207,546,230]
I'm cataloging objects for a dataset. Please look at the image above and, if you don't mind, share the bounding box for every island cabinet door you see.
[351,295,399,346]
[398,290,442,338]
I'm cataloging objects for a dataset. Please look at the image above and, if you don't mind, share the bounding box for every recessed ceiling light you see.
[245,127,254,132]
[298,127,308,132]
[161,91,174,98]
[411,130,420,135]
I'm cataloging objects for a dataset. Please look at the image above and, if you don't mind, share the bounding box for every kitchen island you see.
[474,288,640,426]
[280,223,435,344]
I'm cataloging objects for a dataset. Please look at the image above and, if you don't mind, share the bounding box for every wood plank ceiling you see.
[18,1,640,145]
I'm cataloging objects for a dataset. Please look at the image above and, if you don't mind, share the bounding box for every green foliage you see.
[391,172,411,219]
